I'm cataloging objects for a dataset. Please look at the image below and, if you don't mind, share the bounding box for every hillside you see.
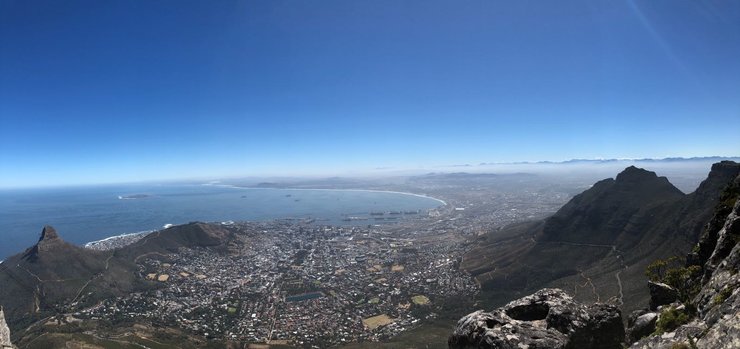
[117,222,238,259]
[463,161,740,314]
[0,222,236,333]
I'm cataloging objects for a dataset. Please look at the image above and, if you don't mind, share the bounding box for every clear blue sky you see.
[1,0,739,187]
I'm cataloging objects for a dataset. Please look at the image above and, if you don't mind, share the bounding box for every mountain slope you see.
[118,222,236,259]
[0,222,236,332]
[463,162,740,313]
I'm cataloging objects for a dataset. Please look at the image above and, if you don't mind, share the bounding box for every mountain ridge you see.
[463,161,740,314]
[478,156,740,166]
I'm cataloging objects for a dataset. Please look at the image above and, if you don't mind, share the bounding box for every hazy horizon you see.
[2,156,736,191]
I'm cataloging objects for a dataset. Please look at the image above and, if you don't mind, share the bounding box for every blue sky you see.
[1,0,739,187]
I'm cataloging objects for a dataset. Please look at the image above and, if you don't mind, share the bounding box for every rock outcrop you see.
[21,225,73,262]
[0,307,14,349]
[629,173,740,348]
[449,288,624,349]
[627,311,658,343]
[648,281,678,310]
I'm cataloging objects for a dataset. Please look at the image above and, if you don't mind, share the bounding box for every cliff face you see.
[0,307,14,349]
[629,174,740,348]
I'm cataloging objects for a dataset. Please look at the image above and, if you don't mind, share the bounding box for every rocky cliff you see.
[628,173,740,348]
[0,307,14,349]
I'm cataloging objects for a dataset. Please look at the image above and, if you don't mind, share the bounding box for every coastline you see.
[84,230,154,250]
[212,184,449,206]
[83,185,446,249]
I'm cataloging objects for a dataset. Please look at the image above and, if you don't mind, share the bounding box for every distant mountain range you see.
[462,161,740,314]
[478,156,740,166]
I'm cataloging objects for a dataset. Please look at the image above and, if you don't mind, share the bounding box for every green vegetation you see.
[411,295,430,305]
[712,285,735,305]
[718,179,740,213]
[646,257,702,303]
[646,256,677,281]
[655,306,691,335]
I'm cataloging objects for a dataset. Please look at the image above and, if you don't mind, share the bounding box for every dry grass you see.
[362,314,394,330]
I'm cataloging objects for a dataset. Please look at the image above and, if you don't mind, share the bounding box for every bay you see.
[0,184,443,259]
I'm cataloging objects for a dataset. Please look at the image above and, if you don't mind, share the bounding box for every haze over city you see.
[2,1,739,188]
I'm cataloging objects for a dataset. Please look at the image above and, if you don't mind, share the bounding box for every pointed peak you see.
[39,225,59,242]
[615,166,658,182]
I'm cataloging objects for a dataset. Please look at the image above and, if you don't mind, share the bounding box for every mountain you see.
[117,222,237,259]
[539,166,684,245]
[0,222,236,333]
[462,161,740,314]
[450,166,740,349]
[479,156,740,166]
[0,226,139,331]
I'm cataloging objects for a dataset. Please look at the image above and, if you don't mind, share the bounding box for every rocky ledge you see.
[628,181,740,349]
[448,288,624,349]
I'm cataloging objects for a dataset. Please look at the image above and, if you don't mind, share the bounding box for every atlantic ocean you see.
[0,183,444,259]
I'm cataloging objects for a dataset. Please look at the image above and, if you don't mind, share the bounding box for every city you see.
[76,221,477,347]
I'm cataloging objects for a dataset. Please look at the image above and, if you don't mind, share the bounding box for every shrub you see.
[646,257,702,303]
[655,306,691,334]
[646,256,678,282]
[712,285,735,305]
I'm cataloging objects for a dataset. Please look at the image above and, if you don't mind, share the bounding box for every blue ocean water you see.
[0,184,443,259]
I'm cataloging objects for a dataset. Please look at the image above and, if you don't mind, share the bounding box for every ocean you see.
[0,183,444,259]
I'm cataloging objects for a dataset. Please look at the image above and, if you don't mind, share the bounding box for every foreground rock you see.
[449,288,623,349]
[0,307,14,349]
